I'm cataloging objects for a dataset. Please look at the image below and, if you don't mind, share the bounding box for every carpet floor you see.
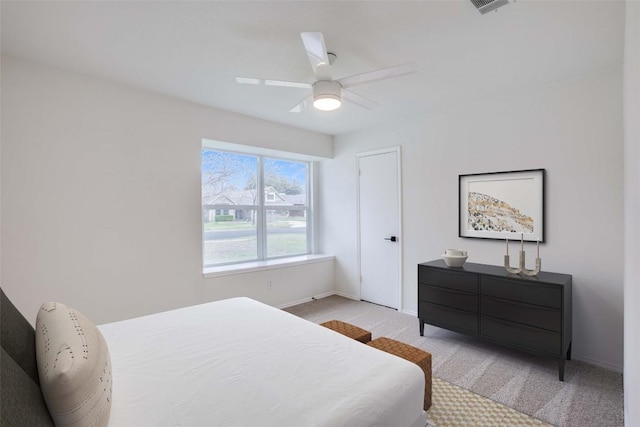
[283,295,624,427]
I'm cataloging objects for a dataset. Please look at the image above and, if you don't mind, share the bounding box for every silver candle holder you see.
[504,233,541,276]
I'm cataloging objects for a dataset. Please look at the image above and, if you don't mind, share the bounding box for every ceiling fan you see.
[236,32,417,112]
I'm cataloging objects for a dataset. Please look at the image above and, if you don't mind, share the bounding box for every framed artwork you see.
[459,169,545,242]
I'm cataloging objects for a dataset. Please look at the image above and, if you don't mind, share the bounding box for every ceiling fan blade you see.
[265,80,312,89]
[236,77,266,85]
[338,62,418,89]
[342,89,379,110]
[300,32,332,81]
[289,94,313,113]
[236,77,311,89]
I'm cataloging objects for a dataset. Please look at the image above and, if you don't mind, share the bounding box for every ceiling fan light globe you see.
[312,80,342,111]
[313,95,341,111]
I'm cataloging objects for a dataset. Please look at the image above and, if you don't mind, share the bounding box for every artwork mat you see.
[459,169,545,242]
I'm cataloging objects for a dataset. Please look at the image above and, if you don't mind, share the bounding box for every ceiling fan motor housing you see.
[312,80,342,111]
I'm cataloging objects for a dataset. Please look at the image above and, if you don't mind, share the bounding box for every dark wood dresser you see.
[418,260,572,380]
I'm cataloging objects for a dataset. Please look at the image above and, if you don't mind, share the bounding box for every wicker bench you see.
[320,320,372,344]
[367,337,432,410]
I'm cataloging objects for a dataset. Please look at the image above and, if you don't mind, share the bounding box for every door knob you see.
[384,236,398,242]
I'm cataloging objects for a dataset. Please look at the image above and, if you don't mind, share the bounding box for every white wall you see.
[0,56,334,325]
[624,1,640,425]
[320,70,624,371]
[1,49,628,376]
[203,258,335,309]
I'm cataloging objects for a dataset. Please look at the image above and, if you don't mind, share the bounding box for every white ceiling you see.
[0,1,624,136]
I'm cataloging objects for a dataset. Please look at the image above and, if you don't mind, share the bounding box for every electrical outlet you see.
[267,280,272,289]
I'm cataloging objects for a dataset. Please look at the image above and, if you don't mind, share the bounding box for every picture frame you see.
[459,169,545,242]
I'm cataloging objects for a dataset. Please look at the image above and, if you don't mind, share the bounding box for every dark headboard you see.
[1,287,55,426]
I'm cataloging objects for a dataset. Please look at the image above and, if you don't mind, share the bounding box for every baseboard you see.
[276,291,336,309]
[572,353,623,373]
[402,309,417,317]
[333,291,360,301]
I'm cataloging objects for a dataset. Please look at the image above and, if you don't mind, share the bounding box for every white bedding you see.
[99,297,426,427]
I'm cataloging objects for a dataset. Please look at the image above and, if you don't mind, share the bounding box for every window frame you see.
[201,147,313,269]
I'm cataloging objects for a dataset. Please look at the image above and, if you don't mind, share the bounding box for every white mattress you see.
[99,297,426,427]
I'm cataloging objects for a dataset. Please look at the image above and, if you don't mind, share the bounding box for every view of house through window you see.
[202,148,310,267]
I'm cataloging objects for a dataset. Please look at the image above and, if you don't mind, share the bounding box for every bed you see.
[1,289,427,427]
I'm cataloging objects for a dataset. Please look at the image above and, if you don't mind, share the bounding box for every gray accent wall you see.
[624,2,640,426]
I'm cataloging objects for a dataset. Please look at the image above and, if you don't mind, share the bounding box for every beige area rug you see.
[428,376,550,427]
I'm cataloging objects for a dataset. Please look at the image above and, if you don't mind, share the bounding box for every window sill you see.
[203,254,335,278]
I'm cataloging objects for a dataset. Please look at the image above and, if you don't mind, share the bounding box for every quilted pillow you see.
[35,302,112,427]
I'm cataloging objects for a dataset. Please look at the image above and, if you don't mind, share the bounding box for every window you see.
[201,148,311,267]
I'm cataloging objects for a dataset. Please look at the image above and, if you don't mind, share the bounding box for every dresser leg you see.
[558,359,565,381]
[566,342,572,360]
[419,319,425,336]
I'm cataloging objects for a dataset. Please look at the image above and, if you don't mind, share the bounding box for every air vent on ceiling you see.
[471,0,511,14]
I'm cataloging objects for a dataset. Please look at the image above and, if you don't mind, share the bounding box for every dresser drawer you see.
[418,266,477,294]
[419,301,478,334]
[481,295,561,332]
[481,276,561,309]
[419,284,477,313]
[480,316,561,355]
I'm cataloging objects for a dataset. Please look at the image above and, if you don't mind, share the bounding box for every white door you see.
[358,148,401,309]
